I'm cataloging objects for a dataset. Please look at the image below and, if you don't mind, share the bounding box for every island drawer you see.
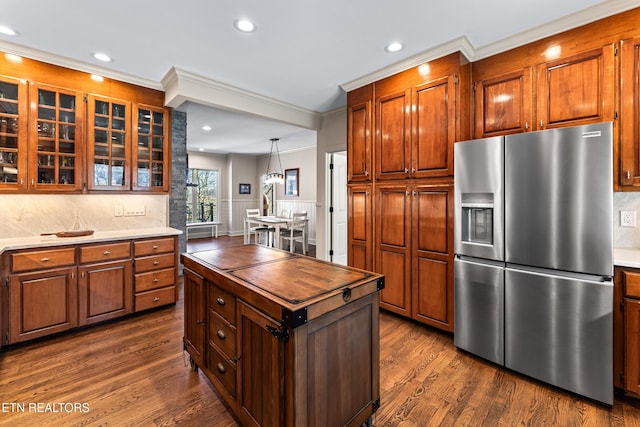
[11,247,76,272]
[80,242,131,263]
[134,286,176,312]
[135,267,175,292]
[625,271,640,298]
[209,283,236,325]
[134,237,174,256]
[134,253,175,273]
[209,310,236,358]
[207,344,237,398]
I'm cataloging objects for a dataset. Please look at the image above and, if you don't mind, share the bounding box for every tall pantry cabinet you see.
[347,52,469,332]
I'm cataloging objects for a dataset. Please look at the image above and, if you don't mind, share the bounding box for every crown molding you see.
[0,39,163,90]
[340,0,640,92]
[340,36,474,93]
[162,67,321,131]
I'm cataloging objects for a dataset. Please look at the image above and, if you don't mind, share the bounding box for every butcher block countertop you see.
[0,227,182,255]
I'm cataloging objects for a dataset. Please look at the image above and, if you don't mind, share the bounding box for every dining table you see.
[243,215,307,249]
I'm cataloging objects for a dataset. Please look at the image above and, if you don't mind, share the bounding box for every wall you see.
[315,108,347,260]
[1,194,168,238]
[257,145,318,243]
[614,192,640,248]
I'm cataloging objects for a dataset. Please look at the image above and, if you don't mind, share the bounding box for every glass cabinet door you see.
[132,105,168,191]
[29,84,83,191]
[86,95,131,190]
[0,76,28,190]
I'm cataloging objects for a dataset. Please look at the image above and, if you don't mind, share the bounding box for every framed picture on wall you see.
[239,183,251,194]
[285,168,299,196]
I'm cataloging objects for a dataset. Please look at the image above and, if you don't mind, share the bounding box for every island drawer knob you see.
[216,297,226,306]
[217,330,226,340]
[217,363,226,374]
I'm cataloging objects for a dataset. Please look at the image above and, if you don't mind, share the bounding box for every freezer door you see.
[454,136,504,262]
[454,257,504,365]
[505,122,613,276]
[505,267,613,405]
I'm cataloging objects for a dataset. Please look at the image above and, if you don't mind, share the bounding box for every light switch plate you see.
[621,210,636,227]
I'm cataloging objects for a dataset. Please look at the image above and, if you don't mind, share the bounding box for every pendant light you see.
[264,138,284,184]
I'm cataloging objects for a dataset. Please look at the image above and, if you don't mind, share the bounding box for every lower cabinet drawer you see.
[134,286,176,312]
[208,344,237,398]
[209,310,237,357]
[135,267,176,292]
[12,247,76,272]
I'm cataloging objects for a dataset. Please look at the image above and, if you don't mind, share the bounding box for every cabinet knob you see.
[153,261,160,265]
[196,320,204,325]
[525,122,529,130]
[153,278,160,282]
[404,168,409,173]
[540,120,544,127]
[626,171,631,180]
[364,170,369,176]
[217,330,226,340]
[152,245,159,250]
[40,257,50,262]
[216,363,226,374]
[153,297,160,302]
[216,297,226,306]
[103,250,111,255]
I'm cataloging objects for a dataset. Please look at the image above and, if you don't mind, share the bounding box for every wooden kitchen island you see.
[181,245,384,427]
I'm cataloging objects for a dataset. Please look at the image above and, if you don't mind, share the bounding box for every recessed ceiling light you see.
[199,148,205,152]
[0,26,18,36]
[234,19,257,33]
[92,52,113,62]
[385,42,404,53]
[202,125,212,131]
[91,74,104,82]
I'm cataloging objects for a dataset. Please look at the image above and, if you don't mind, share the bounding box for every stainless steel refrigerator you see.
[453,122,613,405]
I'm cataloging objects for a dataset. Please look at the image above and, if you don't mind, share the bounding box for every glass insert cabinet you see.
[0,77,27,190]
[0,74,170,193]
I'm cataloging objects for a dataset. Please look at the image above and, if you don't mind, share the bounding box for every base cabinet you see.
[182,245,384,427]
[616,267,640,396]
[9,267,78,343]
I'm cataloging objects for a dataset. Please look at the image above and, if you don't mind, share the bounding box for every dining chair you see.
[280,211,307,254]
[246,208,270,245]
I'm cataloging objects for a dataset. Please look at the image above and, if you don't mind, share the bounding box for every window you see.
[263,181,274,215]
[186,169,218,223]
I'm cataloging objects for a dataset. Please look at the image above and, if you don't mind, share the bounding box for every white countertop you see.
[0,227,182,255]
[615,247,640,268]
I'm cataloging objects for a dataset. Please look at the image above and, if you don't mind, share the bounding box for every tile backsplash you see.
[614,192,640,248]
[0,194,168,238]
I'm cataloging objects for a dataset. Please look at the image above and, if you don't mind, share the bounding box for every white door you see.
[330,152,347,265]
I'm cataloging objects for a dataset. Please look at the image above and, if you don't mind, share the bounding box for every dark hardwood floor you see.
[1,236,639,426]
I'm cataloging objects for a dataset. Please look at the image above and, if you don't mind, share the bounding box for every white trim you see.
[161,67,321,131]
[340,0,640,92]
[0,40,162,90]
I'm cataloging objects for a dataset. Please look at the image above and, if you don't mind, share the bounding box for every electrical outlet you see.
[621,210,637,227]
[124,205,146,216]
[114,205,124,217]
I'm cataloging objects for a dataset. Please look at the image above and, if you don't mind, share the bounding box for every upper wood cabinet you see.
[29,83,84,191]
[474,67,533,137]
[132,104,170,192]
[0,75,28,191]
[474,44,615,137]
[374,52,469,181]
[0,55,170,194]
[347,84,373,182]
[536,46,615,130]
[86,94,131,191]
[620,37,640,188]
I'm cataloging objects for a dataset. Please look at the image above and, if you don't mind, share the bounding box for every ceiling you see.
[1,0,637,155]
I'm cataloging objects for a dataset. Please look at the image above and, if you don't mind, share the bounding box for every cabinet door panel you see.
[348,185,372,271]
[347,85,373,182]
[414,188,450,254]
[132,104,169,192]
[376,90,410,180]
[378,249,410,315]
[9,267,77,342]
[377,187,409,248]
[536,46,614,129]
[475,68,532,137]
[0,76,28,191]
[413,257,448,323]
[625,298,640,395]
[412,76,454,177]
[78,260,132,325]
[183,268,206,369]
[237,301,284,427]
[620,37,640,187]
